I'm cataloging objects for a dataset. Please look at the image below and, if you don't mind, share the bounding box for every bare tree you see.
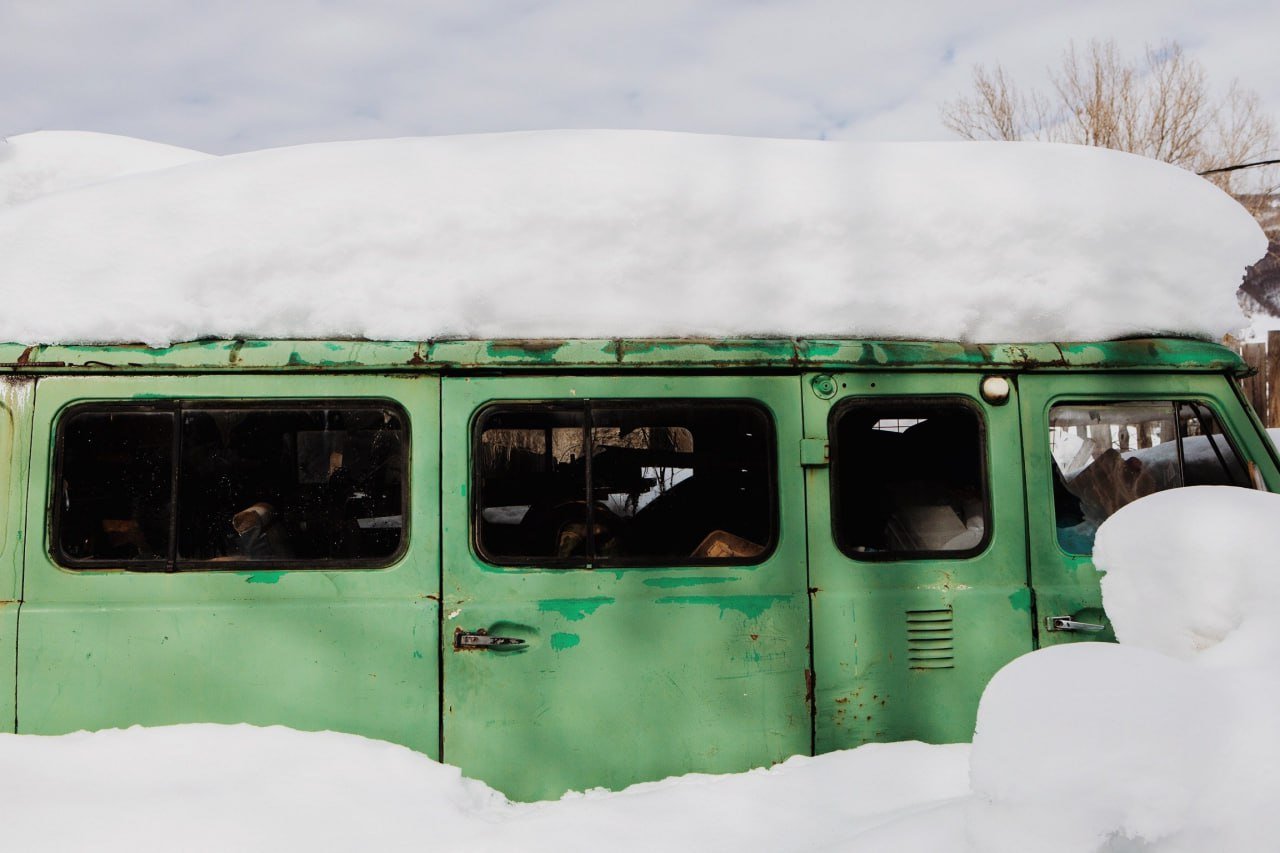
[942,40,1277,202]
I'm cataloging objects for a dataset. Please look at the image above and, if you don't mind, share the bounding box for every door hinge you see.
[800,438,829,466]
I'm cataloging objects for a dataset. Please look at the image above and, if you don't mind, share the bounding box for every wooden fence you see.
[1235,331,1280,427]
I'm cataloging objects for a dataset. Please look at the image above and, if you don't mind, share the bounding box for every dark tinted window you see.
[831,400,988,559]
[475,402,775,566]
[57,410,174,566]
[54,401,406,569]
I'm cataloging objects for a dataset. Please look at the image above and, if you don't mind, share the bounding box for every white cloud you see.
[2,1,1277,153]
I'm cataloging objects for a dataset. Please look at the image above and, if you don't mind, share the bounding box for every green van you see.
[0,336,1271,800]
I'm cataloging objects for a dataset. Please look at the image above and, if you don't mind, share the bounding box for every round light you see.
[981,375,1011,405]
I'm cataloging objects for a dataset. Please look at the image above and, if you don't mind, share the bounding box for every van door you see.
[441,375,809,801]
[18,374,440,755]
[804,371,1032,751]
[0,377,34,731]
[1019,372,1276,647]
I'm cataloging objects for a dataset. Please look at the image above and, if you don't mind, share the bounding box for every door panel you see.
[18,374,440,756]
[441,375,809,801]
[1020,372,1277,648]
[806,372,1032,752]
[0,377,34,731]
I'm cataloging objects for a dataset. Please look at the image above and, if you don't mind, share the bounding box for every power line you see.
[1198,159,1280,176]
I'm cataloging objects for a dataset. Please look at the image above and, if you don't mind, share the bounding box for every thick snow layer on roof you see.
[0,130,1266,346]
[0,131,210,208]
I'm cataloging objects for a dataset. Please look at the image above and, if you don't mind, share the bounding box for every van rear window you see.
[830,399,990,559]
[53,401,407,570]
[474,401,775,566]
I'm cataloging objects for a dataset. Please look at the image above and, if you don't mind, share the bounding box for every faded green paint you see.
[0,376,34,731]
[550,632,580,651]
[655,594,786,619]
[537,597,614,621]
[441,373,810,801]
[0,337,1245,374]
[642,576,738,588]
[1,335,1271,802]
[17,373,443,759]
[806,369,1035,753]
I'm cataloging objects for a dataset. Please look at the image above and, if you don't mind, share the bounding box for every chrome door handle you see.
[455,629,526,649]
[1046,616,1106,633]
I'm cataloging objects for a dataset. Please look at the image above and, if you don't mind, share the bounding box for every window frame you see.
[50,398,412,572]
[828,395,993,562]
[1047,397,1250,557]
[470,398,780,569]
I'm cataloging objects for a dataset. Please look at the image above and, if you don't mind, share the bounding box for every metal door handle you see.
[1046,616,1105,633]
[455,629,526,649]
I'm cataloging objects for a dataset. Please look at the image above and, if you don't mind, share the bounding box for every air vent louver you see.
[906,608,955,670]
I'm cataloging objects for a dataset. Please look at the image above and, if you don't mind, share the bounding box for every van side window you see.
[831,400,989,559]
[53,401,407,569]
[1049,401,1248,554]
[56,409,175,566]
[474,401,775,566]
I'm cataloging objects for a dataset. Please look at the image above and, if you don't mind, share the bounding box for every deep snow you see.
[2,488,1276,852]
[0,130,1266,345]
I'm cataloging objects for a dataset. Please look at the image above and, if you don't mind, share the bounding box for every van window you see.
[1049,401,1248,554]
[53,401,407,569]
[474,401,775,566]
[831,399,989,559]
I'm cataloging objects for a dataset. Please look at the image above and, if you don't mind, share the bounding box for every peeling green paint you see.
[550,632,580,651]
[0,337,1245,374]
[537,597,613,621]
[243,572,282,584]
[486,341,566,362]
[1008,588,1032,612]
[655,594,786,619]
[643,576,738,588]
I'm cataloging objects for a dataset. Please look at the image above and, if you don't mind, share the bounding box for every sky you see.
[3,1,1279,155]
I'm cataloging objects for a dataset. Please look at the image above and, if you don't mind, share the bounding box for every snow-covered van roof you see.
[0,131,1267,348]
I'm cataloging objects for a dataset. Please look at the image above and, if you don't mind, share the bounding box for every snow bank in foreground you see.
[969,486,1280,852]
[0,726,966,852]
[0,130,1265,345]
[0,131,210,207]
[2,487,1276,851]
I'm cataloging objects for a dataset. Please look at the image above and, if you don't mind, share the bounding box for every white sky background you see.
[3,1,1279,155]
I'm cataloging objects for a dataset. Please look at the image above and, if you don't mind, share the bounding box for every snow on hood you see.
[0,130,1266,346]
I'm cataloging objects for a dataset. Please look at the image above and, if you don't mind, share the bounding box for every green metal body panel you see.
[1019,372,1280,648]
[0,337,1247,375]
[804,371,1033,751]
[440,375,810,801]
[17,374,441,756]
[0,377,34,731]
[0,336,1272,800]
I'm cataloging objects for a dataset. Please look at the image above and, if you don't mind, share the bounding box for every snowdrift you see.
[0,130,1265,345]
[970,486,1280,852]
[3,487,1277,851]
